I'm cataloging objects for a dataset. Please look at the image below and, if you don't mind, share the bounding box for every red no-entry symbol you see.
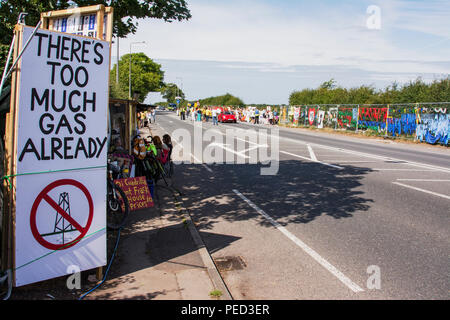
[30,179,94,250]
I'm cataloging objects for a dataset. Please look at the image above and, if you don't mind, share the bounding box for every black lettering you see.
[47,61,61,85]
[41,138,50,160]
[51,89,66,112]
[35,32,48,57]
[75,66,88,87]
[74,113,86,134]
[95,137,108,158]
[39,113,54,134]
[74,138,88,158]
[93,42,104,65]
[18,138,40,161]
[81,40,90,63]
[47,34,61,59]
[69,90,81,112]
[83,91,96,112]
[64,137,74,159]
[31,88,49,111]
[61,36,71,61]
[61,64,73,86]
[88,138,97,158]
[55,114,73,135]
[51,138,63,160]
[71,38,82,63]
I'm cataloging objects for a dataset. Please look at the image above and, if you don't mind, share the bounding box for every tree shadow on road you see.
[173,160,374,230]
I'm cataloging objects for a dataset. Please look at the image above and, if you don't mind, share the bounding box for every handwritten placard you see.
[113,176,154,211]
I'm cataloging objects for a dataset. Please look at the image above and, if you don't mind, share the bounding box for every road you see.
[152,111,449,300]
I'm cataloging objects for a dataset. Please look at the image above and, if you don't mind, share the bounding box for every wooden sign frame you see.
[40,5,114,42]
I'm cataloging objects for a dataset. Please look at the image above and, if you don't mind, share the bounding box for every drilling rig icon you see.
[41,192,76,244]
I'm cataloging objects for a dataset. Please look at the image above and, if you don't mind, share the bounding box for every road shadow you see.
[173,160,374,230]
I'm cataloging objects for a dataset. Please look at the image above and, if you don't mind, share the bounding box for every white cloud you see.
[118,0,450,75]
[114,0,450,103]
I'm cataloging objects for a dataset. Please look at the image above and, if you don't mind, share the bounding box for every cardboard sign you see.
[13,26,110,286]
[113,176,154,211]
[51,13,108,39]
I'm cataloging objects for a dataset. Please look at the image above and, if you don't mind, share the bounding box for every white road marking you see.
[308,143,450,174]
[208,143,250,159]
[232,189,364,293]
[320,160,379,163]
[373,169,435,171]
[307,144,318,161]
[280,151,344,170]
[396,179,450,182]
[156,123,214,173]
[392,182,450,200]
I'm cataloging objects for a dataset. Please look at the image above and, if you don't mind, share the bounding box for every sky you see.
[112,0,450,105]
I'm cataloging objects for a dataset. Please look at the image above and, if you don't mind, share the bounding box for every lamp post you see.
[129,41,145,99]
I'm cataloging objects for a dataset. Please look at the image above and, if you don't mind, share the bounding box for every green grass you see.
[209,290,222,298]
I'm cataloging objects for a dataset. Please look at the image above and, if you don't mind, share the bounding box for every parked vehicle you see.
[218,111,237,123]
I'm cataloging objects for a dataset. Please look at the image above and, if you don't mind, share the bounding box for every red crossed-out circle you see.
[30,179,94,250]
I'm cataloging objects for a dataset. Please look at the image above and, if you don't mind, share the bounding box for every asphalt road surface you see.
[152,111,449,300]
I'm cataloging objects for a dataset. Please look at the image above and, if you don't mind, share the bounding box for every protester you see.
[212,108,219,125]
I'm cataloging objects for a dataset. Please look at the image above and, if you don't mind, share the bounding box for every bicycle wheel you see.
[107,180,130,230]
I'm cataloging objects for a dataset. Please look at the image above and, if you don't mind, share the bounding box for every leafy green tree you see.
[0,0,191,80]
[110,52,164,102]
[289,77,450,105]
[198,93,244,106]
[161,83,184,104]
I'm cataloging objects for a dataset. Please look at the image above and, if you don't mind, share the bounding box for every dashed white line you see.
[392,182,450,200]
[396,179,450,182]
[307,144,318,161]
[280,151,344,170]
[232,189,364,293]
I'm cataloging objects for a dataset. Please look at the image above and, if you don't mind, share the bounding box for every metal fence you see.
[279,103,450,146]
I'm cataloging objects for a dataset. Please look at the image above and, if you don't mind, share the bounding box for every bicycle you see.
[143,136,170,185]
[106,159,130,230]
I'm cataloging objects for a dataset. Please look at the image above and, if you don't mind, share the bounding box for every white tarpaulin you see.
[14,26,109,286]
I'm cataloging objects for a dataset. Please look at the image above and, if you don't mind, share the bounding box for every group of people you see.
[234,107,279,125]
[176,104,280,126]
[178,104,220,125]
[138,109,156,128]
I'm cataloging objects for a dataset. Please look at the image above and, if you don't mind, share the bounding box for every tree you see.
[161,83,184,104]
[197,93,244,106]
[0,0,191,79]
[110,52,164,102]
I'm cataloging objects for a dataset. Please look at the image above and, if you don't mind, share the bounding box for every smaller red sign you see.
[113,176,154,211]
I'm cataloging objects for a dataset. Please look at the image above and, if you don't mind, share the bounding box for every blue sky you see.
[113,0,450,104]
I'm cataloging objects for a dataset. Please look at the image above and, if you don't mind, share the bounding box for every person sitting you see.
[152,135,169,164]
[163,134,173,160]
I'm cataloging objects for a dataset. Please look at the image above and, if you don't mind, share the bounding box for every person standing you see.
[269,110,274,125]
[140,111,146,128]
[254,108,260,124]
[151,108,156,123]
[212,108,218,125]
[146,109,152,125]
[180,106,185,120]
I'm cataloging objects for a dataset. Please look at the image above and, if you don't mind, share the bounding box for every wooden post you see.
[356,105,360,133]
[2,25,24,285]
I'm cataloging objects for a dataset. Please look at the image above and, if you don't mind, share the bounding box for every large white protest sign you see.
[13,26,110,286]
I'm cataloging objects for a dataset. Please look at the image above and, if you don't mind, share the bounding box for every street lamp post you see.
[129,41,145,100]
